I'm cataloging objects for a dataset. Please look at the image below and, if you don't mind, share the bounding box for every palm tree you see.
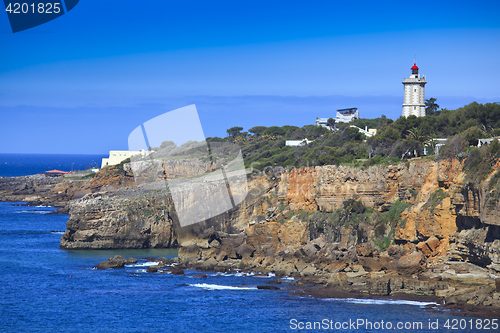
[406,128,429,157]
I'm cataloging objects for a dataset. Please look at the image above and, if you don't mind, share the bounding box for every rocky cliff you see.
[0,163,135,210]
[58,158,500,268]
[6,156,498,312]
[174,158,500,312]
[60,191,175,249]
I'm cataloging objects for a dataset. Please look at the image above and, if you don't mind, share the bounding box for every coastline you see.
[91,253,500,318]
[2,157,500,319]
[176,255,500,319]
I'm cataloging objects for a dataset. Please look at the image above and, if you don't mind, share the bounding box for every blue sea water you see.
[0,155,487,332]
[0,154,106,177]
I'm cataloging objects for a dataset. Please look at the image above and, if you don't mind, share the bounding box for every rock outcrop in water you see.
[60,191,176,249]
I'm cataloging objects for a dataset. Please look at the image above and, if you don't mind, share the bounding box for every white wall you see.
[101,150,143,168]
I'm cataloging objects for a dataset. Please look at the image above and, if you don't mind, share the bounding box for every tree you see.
[425,98,439,115]
[249,126,267,136]
[440,134,468,158]
[406,127,429,156]
[342,127,364,141]
[426,137,438,155]
[461,126,484,146]
[264,126,286,136]
[326,117,336,129]
[227,126,243,138]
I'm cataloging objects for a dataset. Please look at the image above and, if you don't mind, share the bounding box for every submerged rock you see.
[193,274,207,278]
[257,285,279,290]
[146,265,160,273]
[167,266,185,275]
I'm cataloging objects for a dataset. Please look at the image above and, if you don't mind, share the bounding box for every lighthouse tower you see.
[402,62,427,117]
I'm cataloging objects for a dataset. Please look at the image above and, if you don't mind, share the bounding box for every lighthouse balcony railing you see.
[402,78,426,83]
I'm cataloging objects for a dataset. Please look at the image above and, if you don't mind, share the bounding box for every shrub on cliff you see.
[424,189,449,212]
[463,140,500,183]
[379,199,411,229]
[302,198,375,243]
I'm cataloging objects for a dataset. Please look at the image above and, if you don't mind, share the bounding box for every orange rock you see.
[426,236,440,252]
[397,251,424,270]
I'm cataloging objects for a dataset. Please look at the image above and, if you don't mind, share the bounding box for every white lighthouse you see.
[402,62,427,117]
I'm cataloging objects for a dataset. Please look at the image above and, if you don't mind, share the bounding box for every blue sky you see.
[1,0,499,154]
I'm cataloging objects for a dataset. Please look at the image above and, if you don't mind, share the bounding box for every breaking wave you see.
[125,261,159,268]
[189,283,257,291]
[324,298,438,307]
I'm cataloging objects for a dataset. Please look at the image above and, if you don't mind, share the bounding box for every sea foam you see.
[16,210,51,214]
[325,298,438,307]
[189,283,257,291]
[125,261,159,268]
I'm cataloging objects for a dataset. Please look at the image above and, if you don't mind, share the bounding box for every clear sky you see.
[1,0,499,154]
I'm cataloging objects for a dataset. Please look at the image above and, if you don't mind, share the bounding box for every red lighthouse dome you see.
[411,62,419,75]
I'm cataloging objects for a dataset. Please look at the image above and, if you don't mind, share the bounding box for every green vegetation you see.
[372,102,500,158]
[81,172,96,179]
[298,197,412,250]
[425,98,439,115]
[375,230,395,251]
[425,189,449,212]
[462,138,500,183]
[298,198,374,243]
[380,199,412,229]
[206,102,500,171]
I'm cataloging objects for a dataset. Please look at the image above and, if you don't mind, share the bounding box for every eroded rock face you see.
[53,157,500,284]
[60,158,500,273]
[60,193,175,249]
[0,174,79,207]
[278,167,317,211]
[0,164,137,209]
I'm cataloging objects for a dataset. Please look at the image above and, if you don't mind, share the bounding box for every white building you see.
[478,137,500,147]
[402,63,427,118]
[101,150,147,168]
[285,139,314,147]
[423,138,448,155]
[336,108,359,123]
[349,125,377,137]
[316,108,359,128]
[315,118,333,129]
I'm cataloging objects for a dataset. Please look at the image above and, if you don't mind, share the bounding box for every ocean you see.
[0,155,484,332]
[0,154,106,178]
